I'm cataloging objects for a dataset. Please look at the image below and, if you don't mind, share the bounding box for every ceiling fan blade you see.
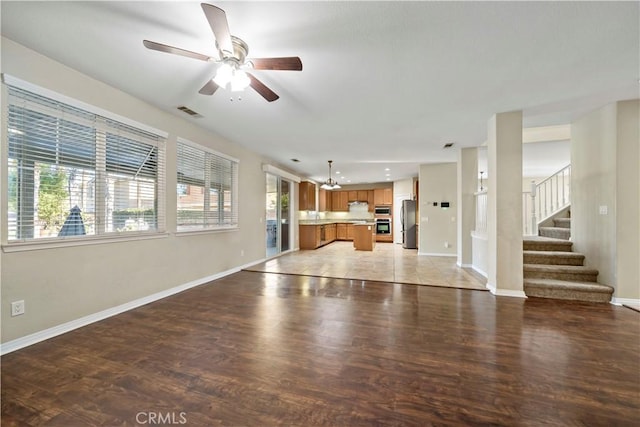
[247,73,279,102]
[198,80,220,95]
[143,40,212,62]
[249,57,303,71]
[201,3,233,56]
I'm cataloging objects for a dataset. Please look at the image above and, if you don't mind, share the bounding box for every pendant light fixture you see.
[320,160,341,190]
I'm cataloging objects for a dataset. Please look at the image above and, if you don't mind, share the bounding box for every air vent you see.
[177,106,202,118]
[443,142,455,149]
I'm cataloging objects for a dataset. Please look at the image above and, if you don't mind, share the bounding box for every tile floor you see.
[246,241,488,291]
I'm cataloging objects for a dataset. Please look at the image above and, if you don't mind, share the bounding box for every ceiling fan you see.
[143,3,302,102]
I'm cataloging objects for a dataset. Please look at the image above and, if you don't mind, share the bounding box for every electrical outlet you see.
[240,249,245,257]
[11,300,25,317]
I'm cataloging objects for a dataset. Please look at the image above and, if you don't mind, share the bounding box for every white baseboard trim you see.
[456,262,473,268]
[1,260,261,356]
[418,252,456,257]
[486,282,527,298]
[611,297,640,306]
[472,265,488,278]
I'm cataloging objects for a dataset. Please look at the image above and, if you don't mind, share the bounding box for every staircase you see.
[538,217,571,240]
[523,215,614,303]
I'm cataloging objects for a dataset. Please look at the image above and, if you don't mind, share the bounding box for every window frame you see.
[176,138,239,234]
[1,74,168,251]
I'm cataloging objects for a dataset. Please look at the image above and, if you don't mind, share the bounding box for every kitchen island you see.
[353,223,376,251]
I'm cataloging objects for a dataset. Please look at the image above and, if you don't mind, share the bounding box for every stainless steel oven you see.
[375,218,391,234]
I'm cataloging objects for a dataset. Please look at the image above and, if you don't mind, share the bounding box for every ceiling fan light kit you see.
[143,3,302,102]
[321,160,341,190]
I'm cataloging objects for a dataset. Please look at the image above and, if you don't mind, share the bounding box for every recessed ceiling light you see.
[384,168,390,171]
[335,171,341,174]
[385,173,391,177]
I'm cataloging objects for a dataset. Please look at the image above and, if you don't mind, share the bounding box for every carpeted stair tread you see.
[524,264,598,274]
[524,278,613,293]
[553,218,571,228]
[539,226,571,240]
[523,264,598,282]
[524,278,614,302]
[523,250,585,266]
[523,237,573,252]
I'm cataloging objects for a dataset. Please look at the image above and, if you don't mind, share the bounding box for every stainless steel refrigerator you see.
[401,199,417,249]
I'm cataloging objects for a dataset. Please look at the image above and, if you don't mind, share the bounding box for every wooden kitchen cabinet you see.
[325,223,337,242]
[374,188,393,205]
[368,190,375,212]
[331,191,349,211]
[336,223,347,240]
[346,223,355,240]
[318,189,331,212]
[300,223,337,249]
[299,181,316,211]
[299,224,321,249]
[347,190,368,202]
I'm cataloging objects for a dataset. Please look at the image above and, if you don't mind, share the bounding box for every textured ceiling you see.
[1,1,638,183]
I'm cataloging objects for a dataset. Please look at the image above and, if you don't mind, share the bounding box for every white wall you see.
[471,233,488,278]
[418,163,457,256]
[571,100,640,300]
[1,38,269,343]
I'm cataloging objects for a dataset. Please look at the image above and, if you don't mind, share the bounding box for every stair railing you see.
[523,164,571,236]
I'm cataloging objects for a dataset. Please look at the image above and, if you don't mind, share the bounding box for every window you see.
[176,139,238,231]
[5,82,166,242]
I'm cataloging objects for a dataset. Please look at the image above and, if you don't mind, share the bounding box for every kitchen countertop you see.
[299,220,374,225]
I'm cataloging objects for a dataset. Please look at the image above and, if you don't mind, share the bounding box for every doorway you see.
[266,173,291,258]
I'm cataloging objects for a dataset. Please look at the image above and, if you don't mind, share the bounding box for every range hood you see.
[348,200,369,206]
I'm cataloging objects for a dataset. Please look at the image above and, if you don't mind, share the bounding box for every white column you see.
[487,111,525,297]
[457,147,477,267]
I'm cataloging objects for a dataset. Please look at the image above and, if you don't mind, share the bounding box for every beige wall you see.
[487,111,523,296]
[1,38,269,343]
[457,148,477,266]
[571,100,640,300]
[615,100,639,300]
[418,163,457,255]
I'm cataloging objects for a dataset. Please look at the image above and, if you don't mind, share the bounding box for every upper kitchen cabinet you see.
[374,188,393,205]
[318,189,331,212]
[331,191,349,211]
[368,190,375,212]
[348,190,369,202]
[299,181,316,211]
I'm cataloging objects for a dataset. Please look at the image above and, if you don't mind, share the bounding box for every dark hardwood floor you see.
[2,271,639,426]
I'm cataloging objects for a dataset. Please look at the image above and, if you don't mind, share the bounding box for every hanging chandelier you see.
[320,160,341,190]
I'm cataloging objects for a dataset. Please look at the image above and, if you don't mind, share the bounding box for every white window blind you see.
[6,85,166,242]
[176,139,239,231]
